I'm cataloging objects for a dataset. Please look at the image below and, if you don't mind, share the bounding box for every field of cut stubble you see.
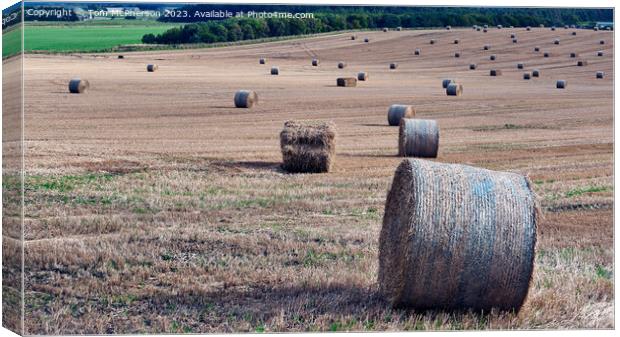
[15,27,613,333]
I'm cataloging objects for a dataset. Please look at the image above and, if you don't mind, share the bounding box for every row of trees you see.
[143,8,612,45]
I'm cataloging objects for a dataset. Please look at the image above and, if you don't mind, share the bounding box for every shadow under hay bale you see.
[280,120,336,173]
[430,39,436,44]
[379,159,538,311]
[388,104,415,126]
[446,83,463,96]
[234,90,258,108]
[398,119,439,157]
[68,78,89,94]
[337,77,357,87]
[357,72,369,81]
[147,64,158,72]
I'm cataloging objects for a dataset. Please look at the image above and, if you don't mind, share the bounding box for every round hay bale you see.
[540,24,545,28]
[510,33,516,38]
[523,72,531,80]
[497,24,503,29]
[577,60,588,66]
[259,58,266,64]
[556,80,567,89]
[430,39,436,45]
[551,26,556,31]
[543,52,550,58]
[118,55,124,59]
[357,72,369,81]
[484,24,489,29]
[351,35,356,40]
[564,25,569,29]
[483,44,490,50]
[490,54,496,61]
[398,119,439,157]
[396,27,403,31]
[68,78,89,94]
[469,63,477,70]
[570,52,578,58]
[454,39,459,44]
[390,63,398,69]
[387,104,415,126]
[513,39,518,43]
[442,79,454,89]
[596,71,604,79]
[477,27,481,31]
[597,51,604,57]
[454,52,460,58]
[378,159,538,311]
[271,66,279,75]
[337,77,357,87]
[446,25,451,30]
[594,27,599,31]
[312,58,319,66]
[571,25,576,28]
[364,38,370,43]
[383,27,389,32]
[532,69,540,77]
[490,69,502,76]
[554,39,560,45]
[600,40,605,45]
[338,62,346,69]
[517,63,524,69]
[414,48,421,55]
[280,120,336,173]
[234,90,258,108]
[146,64,158,72]
[446,83,463,96]
[572,31,577,36]
[483,29,488,33]
[534,46,540,52]
[526,26,531,31]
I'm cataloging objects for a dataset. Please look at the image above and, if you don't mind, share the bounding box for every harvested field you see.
[14,27,613,333]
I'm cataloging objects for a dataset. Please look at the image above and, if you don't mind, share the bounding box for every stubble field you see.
[9,27,615,333]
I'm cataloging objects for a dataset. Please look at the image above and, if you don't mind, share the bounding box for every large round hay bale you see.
[441,79,454,88]
[577,60,588,66]
[554,39,560,45]
[414,48,421,55]
[510,33,516,38]
[390,63,398,69]
[572,31,577,36]
[118,55,124,59]
[337,77,357,87]
[357,72,369,81]
[364,38,369,43]
[476,27,481,31]
[446,83,463,96]
[490,54,496,60]
[540,24,545,28]
[596,71,604,79]
[483,44,490,50]
[469,63,477,70]
[396,27,402,31]
[569,52,578,58]
[517,63,524,69]
[454,52,460,58]
[271,66,279,75]
[556,80,567,89]
[484,24,489,29]
[512,39,518,43]
[523,72,531,80]
[383,27,389,32]
[564,25,569,29]
[532,69,540,77]
[490,69,502,76]
[378,159,538,311]
[446,25,451,30]
[483,29,488,33]
[147,64,158,72]
[551,26,556,31]
[594,27,599,31]
[534,46,540,52]
[497,24,503,29]
[351,35,356,40]
[234,90,258,108]
[398,119,439,157]
[597,51,604,57]
[338,62,346,69]
[543,52,550,58]
[280,120,336,173]
[68,78,89,94]
[312,58,319,66]
[259,58,266,64]
[387,104,415,126]
[526,26,531,31]
[600,40,605,45]
[454,39,459,44]
[430,39,436,45]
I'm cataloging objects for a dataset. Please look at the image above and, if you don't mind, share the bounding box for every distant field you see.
[18,22,178,53]
[2,26,22,58]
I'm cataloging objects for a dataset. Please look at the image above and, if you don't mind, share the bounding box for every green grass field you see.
[3,21,178,56]
[2,26,22,58]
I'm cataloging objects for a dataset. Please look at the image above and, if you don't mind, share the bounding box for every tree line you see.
[143,7,612,44]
